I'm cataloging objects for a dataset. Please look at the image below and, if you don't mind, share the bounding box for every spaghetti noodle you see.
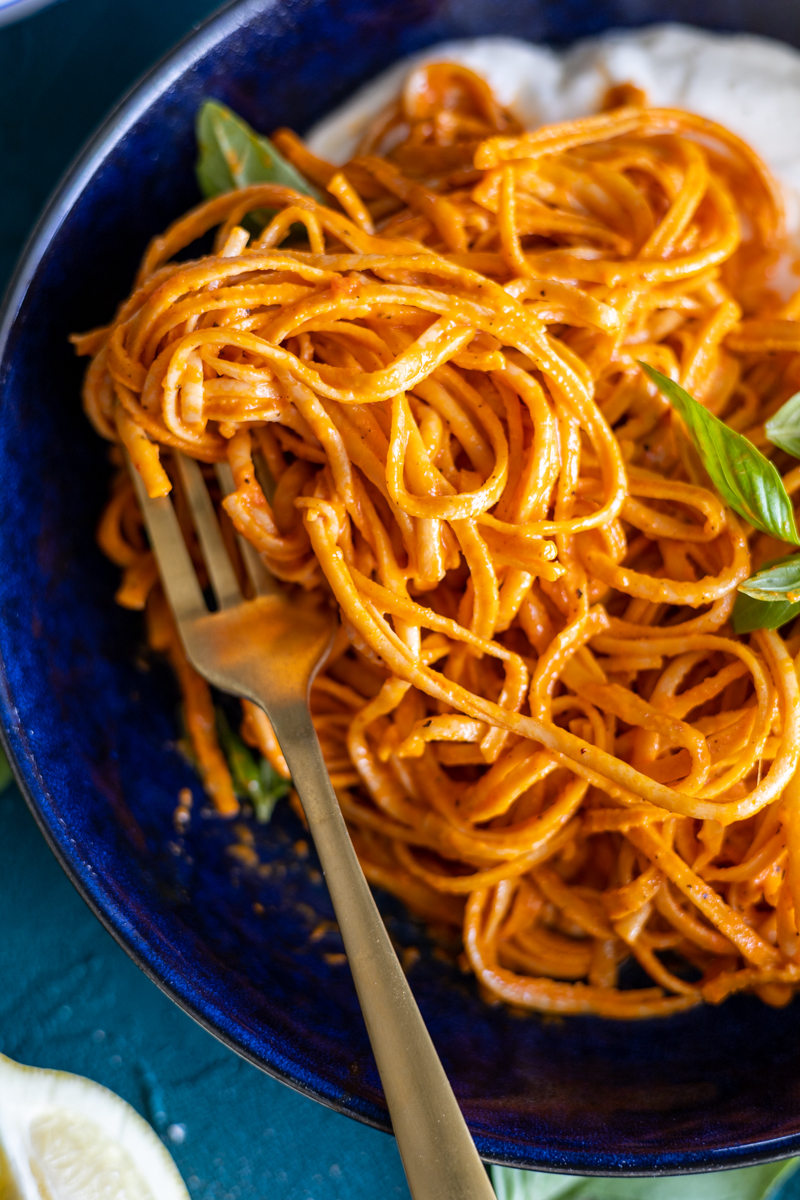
[73,61,800,1017]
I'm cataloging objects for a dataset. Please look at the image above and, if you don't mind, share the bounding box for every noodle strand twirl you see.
[73,61,800,1017]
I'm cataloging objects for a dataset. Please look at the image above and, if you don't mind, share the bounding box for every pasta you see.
[72,60,800,1018]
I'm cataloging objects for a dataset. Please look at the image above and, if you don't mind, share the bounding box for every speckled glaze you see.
[3,0,800,1177]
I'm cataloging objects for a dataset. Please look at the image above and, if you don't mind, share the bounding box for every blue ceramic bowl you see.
[4,0,800,1177]
[0,0,61,28]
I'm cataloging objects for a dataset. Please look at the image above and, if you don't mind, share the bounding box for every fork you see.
[128,451,496,1200]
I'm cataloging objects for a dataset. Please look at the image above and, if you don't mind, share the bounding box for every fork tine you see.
[214,461,278,597]
[175,454,243,610]
[127,452,207,623]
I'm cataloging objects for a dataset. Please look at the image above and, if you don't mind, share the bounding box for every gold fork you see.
[128,451,496,1200]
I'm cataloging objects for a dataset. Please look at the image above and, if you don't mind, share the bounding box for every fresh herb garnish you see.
[765,390,800,459]
[737,553,800,603]
[732,591,800,634]
[640,364,800,547]
[196,99,322,210]
[216,706,290,823]
[732,554,800,633]
[641,364,800,633]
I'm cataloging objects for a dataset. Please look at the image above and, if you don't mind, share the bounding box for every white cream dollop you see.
[307,24,800,234]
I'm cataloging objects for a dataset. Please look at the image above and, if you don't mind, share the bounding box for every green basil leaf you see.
[196,99,322,202]
[257,756,291,825]
[216,706,290,823]
[640,363,800,546]
[738,552,800,601]
[765,389,800,459]
[732,591,800,633]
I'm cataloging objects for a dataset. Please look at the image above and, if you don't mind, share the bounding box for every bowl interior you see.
[4,0,800,1174]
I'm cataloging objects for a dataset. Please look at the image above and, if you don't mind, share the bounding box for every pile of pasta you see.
[73,64,800,1018]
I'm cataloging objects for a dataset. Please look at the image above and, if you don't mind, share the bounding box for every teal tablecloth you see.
[2,4,800,1199]
[0,781,407,1198]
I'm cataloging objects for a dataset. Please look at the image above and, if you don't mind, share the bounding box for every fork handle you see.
[269,699,495,1200]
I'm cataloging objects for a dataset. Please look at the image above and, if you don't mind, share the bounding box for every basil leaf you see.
[765,389,800,459]
[640,363,800,546]
[257,756,291,825]
[216,706,290,823]
[732,591,800,633]
[738,552,800,601]
[196,99,322,202]
[731,553,800,633]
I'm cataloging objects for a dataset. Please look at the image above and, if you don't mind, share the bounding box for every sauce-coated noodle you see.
[73,63,800,1017]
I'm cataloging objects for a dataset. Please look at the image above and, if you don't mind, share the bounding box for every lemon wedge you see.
[0,1052,190,1200]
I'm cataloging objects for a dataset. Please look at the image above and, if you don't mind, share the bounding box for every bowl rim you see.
[2,0,800,1176]
[0,0,60,29]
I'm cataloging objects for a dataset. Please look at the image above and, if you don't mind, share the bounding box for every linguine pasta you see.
[73,63,800,1018]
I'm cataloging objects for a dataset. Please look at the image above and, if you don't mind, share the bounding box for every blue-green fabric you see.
[0,782,408,1198]
[2,4,800,1197]
[491,1162,800,1200]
